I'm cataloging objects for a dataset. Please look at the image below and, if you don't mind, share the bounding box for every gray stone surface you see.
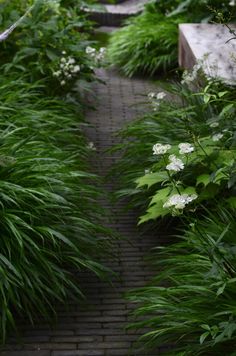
[179,23,236,84]
[86,0,149,26]
[1,69,166,355]
[104,0,148,15]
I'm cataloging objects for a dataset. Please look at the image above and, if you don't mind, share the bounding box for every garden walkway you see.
[1,69,167,356]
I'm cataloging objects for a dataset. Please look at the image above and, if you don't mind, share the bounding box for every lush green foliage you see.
[128,207,236,355]
[0,0,98,95]
[112,68,236,353]
[0,0,113,343]
[106,0,236,76]
[113,76,236,223]
[107,9,182,77]
[0,74,113,342]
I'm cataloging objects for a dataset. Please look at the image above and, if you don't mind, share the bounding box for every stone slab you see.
[86,0,149,26]
[179,23,236,83]
[104,0,149,14]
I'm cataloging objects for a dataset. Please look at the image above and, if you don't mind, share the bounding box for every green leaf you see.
[183,186,197,195]
[203,94,211,104]
[196,174,211,187]
[218,91,228,98]
[136,171,168,189]
[201,324,211,331]
[149,187,172,206]
[226,197,236,209]
[216,283,226,296]
[212,169,228,185]
[220,103,234,117]
[46,49,58,61]
[138,200,168,224]
[200,331,210,344]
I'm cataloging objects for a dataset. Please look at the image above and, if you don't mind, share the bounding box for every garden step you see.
[86,0,149,26]
[179,23,236,84]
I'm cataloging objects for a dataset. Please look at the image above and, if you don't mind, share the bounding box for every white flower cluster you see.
[212,133,223,141]
[53,52,80,86]
[229,0,235,6]
[163,194,197,209]
[86,46,106,64]
[166,154,184,172]
[45,0,60,13]
[181,63,202,85]
[163,193,198,210]
[178,143,194,154]
[209,122,219,128]
[148,91,166,111]
[153,143,171,155]
[87,142,96,151]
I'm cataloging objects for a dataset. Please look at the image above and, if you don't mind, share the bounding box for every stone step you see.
[86,0,149,26]
[179,23,236,84]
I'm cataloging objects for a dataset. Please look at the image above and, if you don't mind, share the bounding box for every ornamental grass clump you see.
[0,74,113,342]
[127,207,236,355]
[106,0,236,77]
[106,9,181,77]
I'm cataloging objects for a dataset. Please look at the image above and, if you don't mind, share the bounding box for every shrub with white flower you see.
[178,143,194,154]
[53,54,81,86]
[148,91,166,111]
[153,143,171,155]
[86,46,106,65]
[163,193,198,210]
[166,154,184,172]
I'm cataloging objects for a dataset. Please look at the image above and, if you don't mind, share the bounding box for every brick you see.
[51,336,103,343]
[78,341,131,349]
[52,352,104,356]
[75,328,125,336]
[105,334,139,342]
[23,343,76,350]
[1,352,50,356]
[105,350,131,356]
[103,310,129,316]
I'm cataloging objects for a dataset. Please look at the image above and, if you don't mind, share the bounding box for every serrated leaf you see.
[136,171,168,189]
[212,169,228,185]
[138,200,168,224]
[197,174,211,187]
[149,187,172,206]
[183,186,197,195]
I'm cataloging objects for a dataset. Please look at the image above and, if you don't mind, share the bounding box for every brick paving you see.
[1,69,168,356]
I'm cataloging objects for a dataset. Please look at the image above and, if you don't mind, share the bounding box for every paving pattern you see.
[1,69,168,356]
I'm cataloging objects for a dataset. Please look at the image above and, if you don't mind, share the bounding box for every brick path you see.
[1,69,167,356]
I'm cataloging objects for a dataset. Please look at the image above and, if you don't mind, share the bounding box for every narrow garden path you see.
[1,69,168,356]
